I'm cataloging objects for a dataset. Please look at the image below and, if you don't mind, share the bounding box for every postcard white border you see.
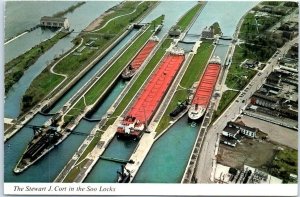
[3,183,298,196]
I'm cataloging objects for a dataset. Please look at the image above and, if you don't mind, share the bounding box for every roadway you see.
[193,36,298,183]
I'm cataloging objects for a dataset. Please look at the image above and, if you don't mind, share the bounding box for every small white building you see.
[40,16,70,29]
[229,121,258,139]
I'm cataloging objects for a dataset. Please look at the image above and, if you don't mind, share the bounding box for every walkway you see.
[50,38,84,78]
[92,1,144,32]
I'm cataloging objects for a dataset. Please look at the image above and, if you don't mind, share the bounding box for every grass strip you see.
[177,3,202,31]
[211,90,239,123]
[76,131,103,163]
[63,159,88,183]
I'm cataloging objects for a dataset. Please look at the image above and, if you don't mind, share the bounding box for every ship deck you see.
[126,53,185,123]
[192,63,221,107]
[130,40,158,69]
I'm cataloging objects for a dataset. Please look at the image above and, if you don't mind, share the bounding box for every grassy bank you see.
[5,31,69,94]
[63,159,88,183]
[60,3,206,182]
[177,3,202,31]
[225,44,257,90]
[211,90,239,123]
[155,40,214,134]
[22,1,156,115]
[53,2,86,18]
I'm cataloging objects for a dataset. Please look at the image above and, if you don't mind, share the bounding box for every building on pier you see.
[40,16,70,29]
[201,26,214,39]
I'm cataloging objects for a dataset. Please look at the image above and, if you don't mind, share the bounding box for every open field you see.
[217,136,298,183]
[217,138,276,170]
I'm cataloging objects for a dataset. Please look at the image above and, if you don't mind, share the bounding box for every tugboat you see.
[170,100,188,118]
[188,56,221,121]
[117,165,131,183]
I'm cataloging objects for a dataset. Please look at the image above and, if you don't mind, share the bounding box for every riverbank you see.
[5,30,71,94]
[53,2,86,18]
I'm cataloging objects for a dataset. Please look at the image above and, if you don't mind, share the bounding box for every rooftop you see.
[229,121,257,133]
[223,125,239,135]
[41,16,67,23]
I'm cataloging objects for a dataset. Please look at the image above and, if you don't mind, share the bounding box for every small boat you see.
[116,115,145,140]
[117,165,131,183]
[169,100,188,118]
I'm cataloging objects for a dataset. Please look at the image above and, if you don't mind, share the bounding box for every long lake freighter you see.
[188,56,221,121]
[117,47,185,140]
[121,36,159,79]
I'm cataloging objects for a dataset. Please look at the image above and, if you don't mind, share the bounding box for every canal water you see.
[5,1,120,118]
[4,1,142,182]
[184,1,258,42]
[4,1,258,183]
[133,1,258,183]
[84,137,138,183]
[5,37,74,118]
[141,1,197,39]
[133,116,199,183]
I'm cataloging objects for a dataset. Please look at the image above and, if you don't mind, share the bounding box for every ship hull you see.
[14,131,69,174]
[116,131,143,140]
[188,56,221,122]
[188,106,206,122]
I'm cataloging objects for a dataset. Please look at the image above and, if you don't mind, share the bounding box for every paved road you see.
[194,36,298,183]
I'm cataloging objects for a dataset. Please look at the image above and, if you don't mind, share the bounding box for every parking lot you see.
[239,115,298,149]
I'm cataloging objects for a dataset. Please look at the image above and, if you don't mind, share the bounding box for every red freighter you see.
[121,36,159,79]
[117,48,185,140]
[188,56,221,120]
